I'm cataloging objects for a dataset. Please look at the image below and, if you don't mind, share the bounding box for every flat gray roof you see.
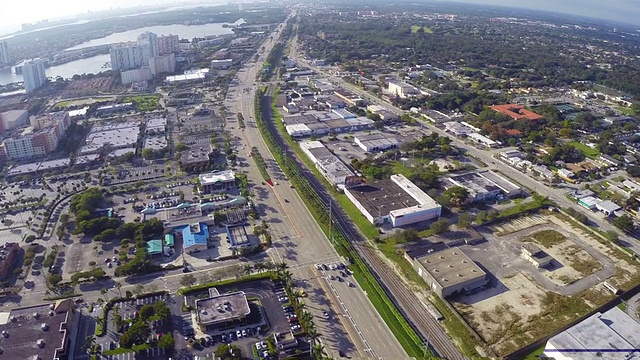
[0,301,74,360]
[196,291,251,326]
[348,179,419,218]
[416,248,486,289]
[144,135,168,150]
[546,307,640,359]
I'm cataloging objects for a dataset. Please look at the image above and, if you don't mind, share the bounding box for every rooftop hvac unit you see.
[2,330,8,338]
[41,323,48,331]
[48,311,55,317]
[32,312,39,319]
[36,339,45,348]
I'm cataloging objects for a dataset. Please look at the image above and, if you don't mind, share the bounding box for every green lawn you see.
[103,344,150,356]
[614,105,635,116]
[123,95,160,112]
[568,141,600,158]
[411,25,433,33]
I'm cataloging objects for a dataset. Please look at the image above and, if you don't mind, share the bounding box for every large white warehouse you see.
[345,174,441,227]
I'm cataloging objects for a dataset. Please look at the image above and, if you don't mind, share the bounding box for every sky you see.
[0,0,638,32]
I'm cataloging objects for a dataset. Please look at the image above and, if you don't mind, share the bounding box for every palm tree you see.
[114,282,122,298]
[243,264,253,277]
[100,287,109,301]
[307,328,321,354]
[291,291,304,305]
[254,261,266,273]
[297,302,306,312]
[275,261,288,274]
[81,335,96,354]
[282,271,295,291]
[312,344,326,359]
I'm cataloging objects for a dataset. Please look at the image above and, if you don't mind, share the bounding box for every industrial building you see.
[195,291,251,330]
[0,300,77,360]
[300,141,354,187]
[79,121,140,155]
[145,117,167,135]
[6,158,71,177]
[446,170,522,202]
[283,111,374,137]
[165,68,210,83]
[354,133,401,152]
[210,59,233,69]
[199,170,236,194]
[544,307,640,359]
[408,247,488,297]
[345,174,442,227]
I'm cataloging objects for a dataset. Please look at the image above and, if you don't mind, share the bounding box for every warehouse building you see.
[354,133,401,152]
[409,247,487,297]
[195,291,252,330]
[446,170,522,202]
[544,307,640,360]
[345,174,441,227]
[300,141,354,187]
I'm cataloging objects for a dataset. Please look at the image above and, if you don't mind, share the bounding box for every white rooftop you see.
[545,307,640,359]
[199,170,235,185]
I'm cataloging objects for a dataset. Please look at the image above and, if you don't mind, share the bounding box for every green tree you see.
[457,213,474,229]
[442,186,469,207]
[429,218,450,234]
[157,333,175,353]
[154,302,171,321]
[139,304,155,321]
[613,215,635,233]
[112,313,123,332]
[180,273,197,287]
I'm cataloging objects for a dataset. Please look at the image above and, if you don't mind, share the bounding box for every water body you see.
[0,20,242,86]
[66,20,242,51]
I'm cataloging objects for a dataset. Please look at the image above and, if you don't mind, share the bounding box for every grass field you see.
[411,25,433,33]
[123,95,160,112]
[568,141,600,158]
[614,105,635,116]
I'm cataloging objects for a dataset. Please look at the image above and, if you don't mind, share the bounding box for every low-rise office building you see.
[345,174,441,227]
[180,222,210,253]
[199,170,236,194]
[195,291,251,330]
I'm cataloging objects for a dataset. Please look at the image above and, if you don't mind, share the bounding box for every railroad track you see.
[258,89,466,360]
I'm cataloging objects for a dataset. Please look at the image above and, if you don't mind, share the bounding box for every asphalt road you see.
[224,14,409,359]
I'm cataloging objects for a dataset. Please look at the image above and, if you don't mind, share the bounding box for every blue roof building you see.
[182,222,209,253]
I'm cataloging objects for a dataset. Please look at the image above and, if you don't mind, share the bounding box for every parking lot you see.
[181,278,297,358]
[98,293,171,359]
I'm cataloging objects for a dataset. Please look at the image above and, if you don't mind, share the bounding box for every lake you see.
[0,20,242,86]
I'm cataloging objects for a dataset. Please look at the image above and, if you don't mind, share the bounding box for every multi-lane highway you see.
[224,16,409,359]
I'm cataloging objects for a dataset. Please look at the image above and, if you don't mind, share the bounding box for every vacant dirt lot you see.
[451,212,636,356]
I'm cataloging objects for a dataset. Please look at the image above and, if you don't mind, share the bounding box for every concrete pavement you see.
[224,15,409,359]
